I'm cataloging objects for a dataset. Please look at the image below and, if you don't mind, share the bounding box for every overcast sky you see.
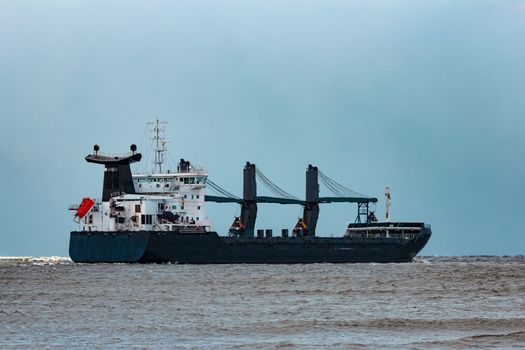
[1,0,524,256]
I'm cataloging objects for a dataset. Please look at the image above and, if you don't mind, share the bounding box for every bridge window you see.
[141,215,153,225]
[135,204,141,213]
[197,206,201,210]
[197,177,207,184]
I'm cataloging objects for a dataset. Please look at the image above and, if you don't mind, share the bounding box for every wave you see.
[246,317,525,333]
[0,256,72,265]
[412,256,431,264]
[421,255,525,263]
[408,330,525,348]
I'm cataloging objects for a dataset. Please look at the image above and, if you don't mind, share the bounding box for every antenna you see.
[385,186,391,222]
[147,118,169,173]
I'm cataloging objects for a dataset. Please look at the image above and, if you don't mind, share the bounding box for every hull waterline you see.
[69,227,431,264]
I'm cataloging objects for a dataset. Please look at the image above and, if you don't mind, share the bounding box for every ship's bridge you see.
[133,172,208,194]
[131,158,209,230]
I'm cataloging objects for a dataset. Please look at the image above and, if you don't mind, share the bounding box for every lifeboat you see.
[75,197,95,221]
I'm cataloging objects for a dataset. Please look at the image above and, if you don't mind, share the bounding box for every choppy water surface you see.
[1,256,524,349]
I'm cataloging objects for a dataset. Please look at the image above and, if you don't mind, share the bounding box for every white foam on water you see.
[0,256,72,265]
[29,256,72,265]
[413,256,432,264]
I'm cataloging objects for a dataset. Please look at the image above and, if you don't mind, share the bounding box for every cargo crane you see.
[205,163,378,237]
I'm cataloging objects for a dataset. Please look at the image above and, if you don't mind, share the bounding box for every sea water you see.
[0,256,524,349]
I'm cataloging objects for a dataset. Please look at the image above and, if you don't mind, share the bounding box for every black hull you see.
[69,226,431,264]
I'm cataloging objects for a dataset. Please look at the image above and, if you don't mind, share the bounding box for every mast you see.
[385,186,391,222]
[147,118,168,173]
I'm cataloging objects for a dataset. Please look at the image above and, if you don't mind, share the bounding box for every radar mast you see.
[147,118,168,173]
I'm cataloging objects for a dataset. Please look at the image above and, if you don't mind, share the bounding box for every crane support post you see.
[240,162,257,237]
[303,164,320,236]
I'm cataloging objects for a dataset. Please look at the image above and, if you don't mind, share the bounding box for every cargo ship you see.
[69,120,431,263]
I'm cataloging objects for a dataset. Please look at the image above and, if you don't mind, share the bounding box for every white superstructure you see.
[78,192,209,232]
[72,119,212,232]
[132,165,210,228]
